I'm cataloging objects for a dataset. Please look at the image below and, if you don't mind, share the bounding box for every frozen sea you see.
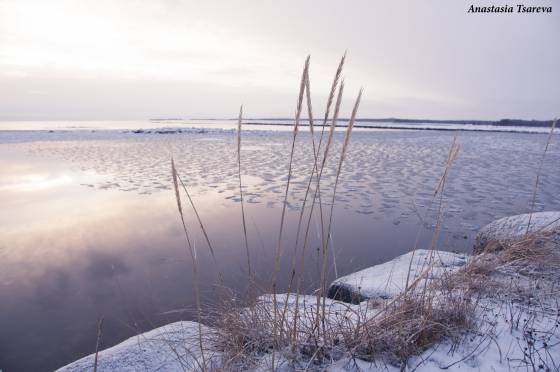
[0,120,558,371]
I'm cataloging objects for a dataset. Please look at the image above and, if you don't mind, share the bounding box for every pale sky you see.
[0,0,558,120]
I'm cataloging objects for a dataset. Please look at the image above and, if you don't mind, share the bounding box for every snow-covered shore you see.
[58,212,560,371]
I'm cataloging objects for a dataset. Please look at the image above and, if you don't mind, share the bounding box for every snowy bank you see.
[56,321,218,372]
[327,249,467,303]
[58,241,560,371]
[474,211,560,254]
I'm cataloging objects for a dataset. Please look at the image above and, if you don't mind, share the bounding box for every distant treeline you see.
[153,118,556,127]
[353,118,555,127]
[251,118,556,127]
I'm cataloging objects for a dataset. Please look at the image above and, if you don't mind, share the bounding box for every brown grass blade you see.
[270,55,310,368]
[526,118,557,234]
[237,104,252,278]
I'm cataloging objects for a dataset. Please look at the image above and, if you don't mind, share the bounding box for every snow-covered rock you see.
[56,321,218,372]
[327,249,467,303]
[474,211,560,254]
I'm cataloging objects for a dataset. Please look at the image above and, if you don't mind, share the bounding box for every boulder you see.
[473,211,560,254]
[327,250,467,304]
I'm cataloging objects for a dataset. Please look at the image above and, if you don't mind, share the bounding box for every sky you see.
[0,0,558,120]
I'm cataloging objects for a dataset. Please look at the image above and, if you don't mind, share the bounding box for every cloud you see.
[0,0,558,119]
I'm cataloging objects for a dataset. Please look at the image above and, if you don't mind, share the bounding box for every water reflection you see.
[0,174,73,192]
[0,149,429,371]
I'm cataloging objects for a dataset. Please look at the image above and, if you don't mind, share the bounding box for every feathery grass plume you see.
[526,118,557,234]
[317,52,346,152]
[285,61,320,352]
[292,54,346,281]
[286,55,346,350]
[270,55,309,368]
[309,53,346,245]
[205,57,485,369]
[171,158,207,371]
[237,105,252,278]
[294,59,320,249]
[319,77,345,210]
[320,88,363,324]
[298,54,346,280]
[272,55,309,280]
[295,55,346,273]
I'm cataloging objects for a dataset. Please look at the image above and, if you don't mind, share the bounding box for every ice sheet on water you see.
[3,129,560,243]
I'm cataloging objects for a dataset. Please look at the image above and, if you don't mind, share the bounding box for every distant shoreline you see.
[241,122,554,134]
[157,118,556,128]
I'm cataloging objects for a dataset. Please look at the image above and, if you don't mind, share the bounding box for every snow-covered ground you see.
[57,321,216,372]
[57,254,560,372]
[58,210,560,371]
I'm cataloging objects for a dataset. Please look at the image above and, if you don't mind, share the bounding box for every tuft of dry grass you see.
[207,270,478,370]
[350,292,476,364]
[496,231,560,278]
[170,55,543,371]
[473,227,560,280]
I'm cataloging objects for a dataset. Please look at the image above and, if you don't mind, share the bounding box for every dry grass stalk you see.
[526,118,557,234]
[305,53,346,245]
[271,55,310,285]
[312,77,345,338]
[404,136,460,293]
[171,158,207,371]
[297,55,346,275]
[171,55,491,370]
[316,52,346,154]
[282,67,318,354]
[288,54,347,355]
[176,173,221,278]
[93,317,104,372]
[270,55,310,370]
[320,88,363,332]
[172,158,196,262]
[237,104,252,278]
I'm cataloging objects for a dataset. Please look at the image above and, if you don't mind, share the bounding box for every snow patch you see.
[327,250,467,303]
[474,211,560,254]
[56,321,218,372]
